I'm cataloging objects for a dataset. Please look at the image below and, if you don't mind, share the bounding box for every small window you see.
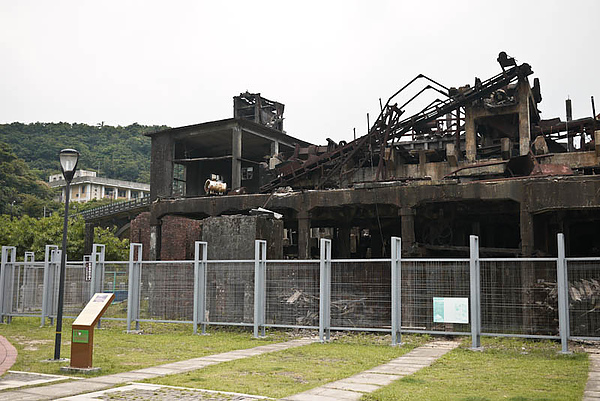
[242,167,254,181]
[118,189,126,198]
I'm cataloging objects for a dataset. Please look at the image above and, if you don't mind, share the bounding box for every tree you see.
[0,141,56,218]
[0,214,129,261]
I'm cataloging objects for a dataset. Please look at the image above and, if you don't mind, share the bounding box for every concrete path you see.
[0,338,315,401]
[584,352,600,400]
[0,336,17,376]
[281,340,460,401]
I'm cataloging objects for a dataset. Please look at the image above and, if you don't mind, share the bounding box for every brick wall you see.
[160,215,202,261]
[130,212,151,261]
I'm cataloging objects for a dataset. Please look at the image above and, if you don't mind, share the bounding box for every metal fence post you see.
[193,241,208,335]
[254,240,267,338]
[470,235,482,350]
[391,237,402,346]
[557,233,571,353]
[0,246,16,323]
[41,245,58,327]
[22,252,35,313]
[127,243,142,332]
[90,244,106,296]
[319,238,331,343]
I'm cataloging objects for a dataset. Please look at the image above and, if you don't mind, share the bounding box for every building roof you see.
[48,175,150,191]
[144,117,313,149]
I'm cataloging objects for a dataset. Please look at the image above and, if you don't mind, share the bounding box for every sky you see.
[1,0,599,145]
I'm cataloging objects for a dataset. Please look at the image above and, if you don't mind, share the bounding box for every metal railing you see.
[78,195,151,221]
[1,233,598,352]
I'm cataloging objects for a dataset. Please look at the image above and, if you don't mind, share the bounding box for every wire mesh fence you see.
[265,260,320,328]
[401,259,470,334]
[331,260,391,330]
[2,238,600,346]
[9,262,45,316]
[567,258,600,338]
[139,261,194,322]
[60,262,91,318]
[205,261,254,325]
[480,259,558,336]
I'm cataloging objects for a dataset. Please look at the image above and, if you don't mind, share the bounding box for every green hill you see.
[0,122,168,184]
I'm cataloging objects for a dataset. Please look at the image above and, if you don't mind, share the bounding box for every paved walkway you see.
[0,336,17,376]
[584,351,600,400]
[281,340,460,401]
[0,338,315,401]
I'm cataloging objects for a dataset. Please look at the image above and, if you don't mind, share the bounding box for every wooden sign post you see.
[62,292,115,372]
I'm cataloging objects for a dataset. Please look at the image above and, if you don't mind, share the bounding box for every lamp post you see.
[54,149,79,360]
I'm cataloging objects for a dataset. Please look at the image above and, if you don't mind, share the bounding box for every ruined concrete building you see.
[134,53,600,260]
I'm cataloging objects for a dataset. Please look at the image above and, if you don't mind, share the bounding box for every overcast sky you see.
[1,0,598,145]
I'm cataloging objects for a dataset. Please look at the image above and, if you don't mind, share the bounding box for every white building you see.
[49,170,150,203]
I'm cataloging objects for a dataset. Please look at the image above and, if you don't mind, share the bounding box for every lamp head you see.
[59,149,79,182]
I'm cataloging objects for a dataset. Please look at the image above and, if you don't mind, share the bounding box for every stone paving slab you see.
[0,370,73,391]
[56,383,273,400]
[583,353,600,401]
[0,337,316,401]
[281,340,460,401]
[12,381,110,399]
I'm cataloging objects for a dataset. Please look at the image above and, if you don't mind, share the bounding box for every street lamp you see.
[54,149,79,360]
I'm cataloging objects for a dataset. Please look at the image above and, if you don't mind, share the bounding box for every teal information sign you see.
[433,297,469,324]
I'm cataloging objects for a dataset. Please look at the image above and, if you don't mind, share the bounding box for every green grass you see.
[2,317,283,378]
[362,337,589,401]
[146,333,429,398]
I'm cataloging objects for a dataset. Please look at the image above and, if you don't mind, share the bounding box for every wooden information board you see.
[70,292,115,369]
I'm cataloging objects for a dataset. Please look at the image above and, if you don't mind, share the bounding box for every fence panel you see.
[330,260,391,330]
[480,259,558,336]
[60,262,91,318]
[567,258,600,338]
[101,261,129,320]
[265,260,320,328]
[401,259,470,334]
[204,261,254,325]
[139,261,194,322]
[9,262,45,316]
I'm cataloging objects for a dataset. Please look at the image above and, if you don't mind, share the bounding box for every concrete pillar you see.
[501,137,512,160]
[297,211,311,259]
[270,140,279,156]
[84,223,95,255]
[126,189,131,200]
[519,201,535,333]
[371,228,383,258]
[519,203,534,256]
[595,131,600,157]
[336,225,352,258]
[149,224,160,261]
[400,207,416,254]
[232,125,242,189]
[150,134,174,200]
[465,107,476,162]
[446,143,458,167]
[518,80,531,156]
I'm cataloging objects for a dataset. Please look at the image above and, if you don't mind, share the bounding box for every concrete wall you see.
[201,215,283,260]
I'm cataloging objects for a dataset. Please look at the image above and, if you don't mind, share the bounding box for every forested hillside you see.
[0,141,54,217]
[0,122,168,183]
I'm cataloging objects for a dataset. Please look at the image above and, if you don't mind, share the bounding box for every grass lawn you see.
[146,333,429,398]
[362,337,589,401]
[1,317,284,378]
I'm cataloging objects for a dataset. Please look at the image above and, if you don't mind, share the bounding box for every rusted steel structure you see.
[124,52,600,260]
